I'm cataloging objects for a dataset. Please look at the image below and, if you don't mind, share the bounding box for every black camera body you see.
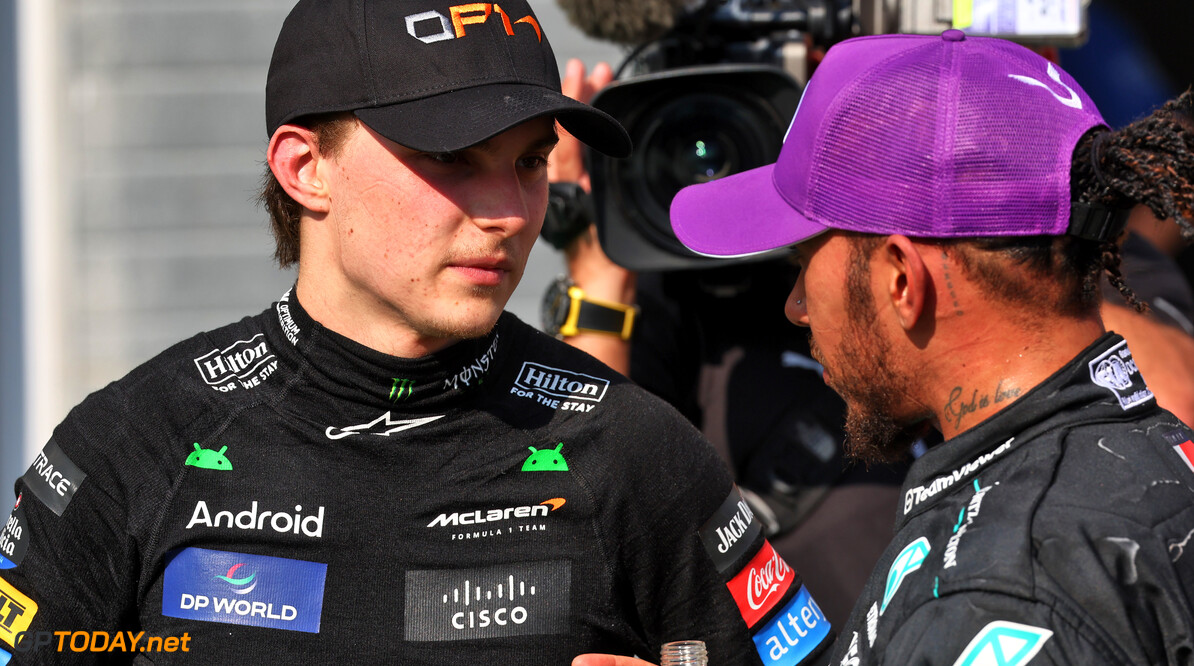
[585,0,851,271]
[570,0,1090,271]
[589,65,803,271]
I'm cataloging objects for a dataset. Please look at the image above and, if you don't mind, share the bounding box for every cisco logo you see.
[404,561,570,641]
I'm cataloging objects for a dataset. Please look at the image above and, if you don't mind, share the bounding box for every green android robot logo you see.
[521,443,568,472]
[185,443,232,471]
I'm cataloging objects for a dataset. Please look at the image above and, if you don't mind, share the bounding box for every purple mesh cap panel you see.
[670,31,1107,257]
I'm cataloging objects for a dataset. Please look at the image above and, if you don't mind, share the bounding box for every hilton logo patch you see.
[510,362,609,412]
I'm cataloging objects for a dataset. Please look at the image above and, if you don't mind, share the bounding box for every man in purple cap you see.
[578,30,1194,666]
[0,1,797,663]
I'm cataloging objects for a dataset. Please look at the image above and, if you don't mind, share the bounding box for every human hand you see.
[572,654,657,666]
[551,59,634,302]
[549,58,616,191]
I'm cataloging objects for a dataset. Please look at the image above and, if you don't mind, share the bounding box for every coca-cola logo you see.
[726,540,795,628]
[747,547,792,610]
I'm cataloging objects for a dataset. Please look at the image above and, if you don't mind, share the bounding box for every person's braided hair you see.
[937,90,1194,318]
[1070,89,1194,311]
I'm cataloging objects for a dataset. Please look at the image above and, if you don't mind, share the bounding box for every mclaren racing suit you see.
[827,333,1194,665]
[0,289,831,665]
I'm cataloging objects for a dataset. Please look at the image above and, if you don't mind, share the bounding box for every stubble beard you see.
[420,242,523,341]
[812,244,921,465]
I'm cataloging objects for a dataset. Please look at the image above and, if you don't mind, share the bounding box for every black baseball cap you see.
[266,0,631,157]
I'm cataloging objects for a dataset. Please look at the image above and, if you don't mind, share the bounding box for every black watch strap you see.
[542,276,637,340]
[560,286,637,340]
[571,294,635,338]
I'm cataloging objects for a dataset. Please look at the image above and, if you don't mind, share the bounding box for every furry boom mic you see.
[555,0,697,45]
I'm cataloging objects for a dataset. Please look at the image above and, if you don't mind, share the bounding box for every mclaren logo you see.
[427,498,565,528]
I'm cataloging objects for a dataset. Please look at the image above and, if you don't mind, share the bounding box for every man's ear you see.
[880,235,931,332]
[267,125,331,215]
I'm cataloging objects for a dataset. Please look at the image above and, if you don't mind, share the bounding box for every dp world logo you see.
[952,621,1052,666]
[215,563,258,594]
[162,547,326,633]
[881,537,930,614]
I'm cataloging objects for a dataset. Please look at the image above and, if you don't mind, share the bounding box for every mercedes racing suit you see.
[0,289,831,665]
[827,333,1194,665]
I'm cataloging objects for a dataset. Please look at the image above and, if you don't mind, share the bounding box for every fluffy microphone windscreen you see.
[556,0,693,45]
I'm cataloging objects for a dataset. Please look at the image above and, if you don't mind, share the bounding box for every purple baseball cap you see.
[670,30,1108,257]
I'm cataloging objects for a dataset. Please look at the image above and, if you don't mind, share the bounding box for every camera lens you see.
[622,90,786,251]
[674,134,734,183]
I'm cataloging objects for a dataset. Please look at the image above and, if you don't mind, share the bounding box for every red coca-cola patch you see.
[725,539,793,628]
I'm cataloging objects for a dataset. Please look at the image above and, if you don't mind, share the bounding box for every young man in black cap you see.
[0,1,808,663]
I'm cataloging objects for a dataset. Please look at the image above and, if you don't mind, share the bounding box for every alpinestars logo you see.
[325,412,445,440]
[193,333,277,393]
[404,561,570,641]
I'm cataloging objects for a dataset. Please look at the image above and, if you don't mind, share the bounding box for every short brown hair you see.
[259,113,357,267]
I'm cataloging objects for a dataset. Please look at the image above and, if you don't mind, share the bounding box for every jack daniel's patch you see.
[1088,340,1153,411]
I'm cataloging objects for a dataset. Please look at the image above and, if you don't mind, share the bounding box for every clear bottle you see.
[660,640,708,666]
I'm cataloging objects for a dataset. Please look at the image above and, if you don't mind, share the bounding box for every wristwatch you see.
[541,276,638,340]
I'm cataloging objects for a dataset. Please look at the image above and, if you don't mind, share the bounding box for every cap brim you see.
[670,163,828,257]
[354,83,631,158]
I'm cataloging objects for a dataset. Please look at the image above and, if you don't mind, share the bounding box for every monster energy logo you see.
[390,378,415,402]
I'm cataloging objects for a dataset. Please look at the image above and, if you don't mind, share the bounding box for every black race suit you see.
[828,333,1194,665]
[0,289,831,665]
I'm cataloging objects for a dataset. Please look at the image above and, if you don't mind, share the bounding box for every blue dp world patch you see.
[751,586,831,666]
[162,547,326,633]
